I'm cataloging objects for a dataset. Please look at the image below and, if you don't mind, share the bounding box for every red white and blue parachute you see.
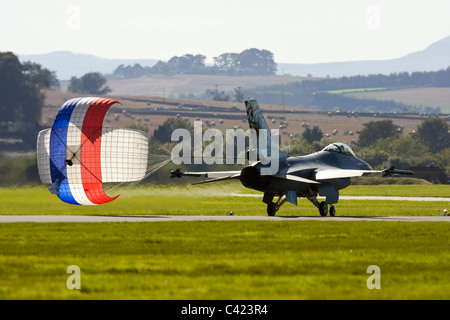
[37,97,148,205]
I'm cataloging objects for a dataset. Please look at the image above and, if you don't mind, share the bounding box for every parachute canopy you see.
[37,97,148,205]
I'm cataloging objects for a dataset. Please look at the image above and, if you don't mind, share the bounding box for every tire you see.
[267,203,277,216]
[319,201,328,216]
[329,205,336,217]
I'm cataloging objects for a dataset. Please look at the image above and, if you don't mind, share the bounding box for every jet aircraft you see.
[171,99,413,216]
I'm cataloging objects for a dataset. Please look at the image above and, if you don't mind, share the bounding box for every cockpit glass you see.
[323,143,355,156]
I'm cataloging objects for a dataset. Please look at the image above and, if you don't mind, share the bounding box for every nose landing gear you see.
[267,195,287,216]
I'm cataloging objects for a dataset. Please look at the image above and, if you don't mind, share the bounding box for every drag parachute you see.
[37,97,148,205]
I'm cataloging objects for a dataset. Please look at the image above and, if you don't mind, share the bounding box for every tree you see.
[152,117,194,144]
[357,120,402,147]
[164,54,207,74]
[415,117,450,153]
[302,126,324,144]
[206,85,230,101]
[150,61,170,75]
[237,48,277,75]
[0,52,56,124]
[213,53,240,70]
[113,64,145,79]
[68,72,111,95]
[212,49,277,75]
[233,87,245,102]
[0,52,24,123]
[22,61,60,90]
[432,66,450,87]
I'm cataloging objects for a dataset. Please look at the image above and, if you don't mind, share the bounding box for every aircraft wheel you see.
[319,201,328,216]
[267,203,277,216]
[329,205,336,217]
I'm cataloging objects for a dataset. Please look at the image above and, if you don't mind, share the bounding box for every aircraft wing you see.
[273,173,320,184]
[170,169,241,185]
[315,167,413,180]
[315,169,382,180]
[191,174,241,185]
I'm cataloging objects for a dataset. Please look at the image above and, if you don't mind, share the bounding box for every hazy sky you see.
[2,0,450,63]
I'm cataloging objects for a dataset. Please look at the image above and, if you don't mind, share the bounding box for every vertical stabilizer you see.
[245,99,288,159]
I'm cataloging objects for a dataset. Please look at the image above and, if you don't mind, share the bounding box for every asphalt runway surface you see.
[1,195,448,223]
[0,215,449,223]
[234,194,450,202]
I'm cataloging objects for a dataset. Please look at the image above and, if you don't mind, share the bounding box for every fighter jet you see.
[171,99,413,216]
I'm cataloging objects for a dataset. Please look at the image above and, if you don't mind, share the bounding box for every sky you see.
[1,0,450,64]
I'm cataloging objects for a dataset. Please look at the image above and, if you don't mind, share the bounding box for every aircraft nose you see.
[358,159,373,170]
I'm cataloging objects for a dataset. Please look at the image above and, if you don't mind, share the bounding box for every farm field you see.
[106,74,307,97]
[343,87,450,114]
[42,90,429,145]
[58,74,307,97]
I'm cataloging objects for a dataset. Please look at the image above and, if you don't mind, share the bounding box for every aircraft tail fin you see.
[245,99,288,159]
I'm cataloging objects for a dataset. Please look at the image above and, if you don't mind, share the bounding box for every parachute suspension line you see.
[143,157,172,181]
[107,156,172,192]
[78,160,103,184]
[147,154,172,162]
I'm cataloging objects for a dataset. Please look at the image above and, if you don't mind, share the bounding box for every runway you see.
[0,215,448,223]
[233,194,450,202]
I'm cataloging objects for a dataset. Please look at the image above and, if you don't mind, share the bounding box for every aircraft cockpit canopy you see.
[322,143,355,156]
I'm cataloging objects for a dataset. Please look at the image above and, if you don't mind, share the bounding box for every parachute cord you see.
[106,155,172,193]
[143,157,173,181]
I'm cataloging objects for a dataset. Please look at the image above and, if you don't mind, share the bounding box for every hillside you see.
[106,74,307,97]
[278,36,450,77]
[58,74,309,97]
[42,90,429,145]
[343,87,450,114]
[20,36,450,80]
[19,51,158,80]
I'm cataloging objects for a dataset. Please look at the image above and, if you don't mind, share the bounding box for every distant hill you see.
[278,36,450,77]
[19,36,450,80]
[19,51,158,80]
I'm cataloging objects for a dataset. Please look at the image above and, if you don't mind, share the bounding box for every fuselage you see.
[240,149,372,196]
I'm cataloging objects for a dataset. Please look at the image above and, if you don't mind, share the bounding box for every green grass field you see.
[0,184,449,300]
[0,183,449,216]
[0,221,449,299]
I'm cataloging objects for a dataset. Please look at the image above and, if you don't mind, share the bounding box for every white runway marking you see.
[0,215,448,223]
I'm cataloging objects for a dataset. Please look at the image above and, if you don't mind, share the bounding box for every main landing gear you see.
[265,193,337,217]
[307,196,336,217]
[318,202,336,216]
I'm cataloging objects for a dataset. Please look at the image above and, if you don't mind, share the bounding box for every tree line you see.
[244,66,450,114]
[284,116,450,182]
[0,52,59,125]
[298,67,450,92]
[149,115,450,184]
[112,48,277,78]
